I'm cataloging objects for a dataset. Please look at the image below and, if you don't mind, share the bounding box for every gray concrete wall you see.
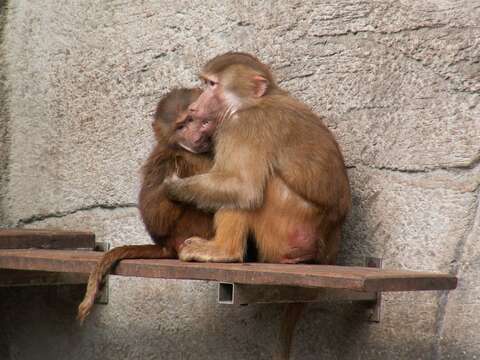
[0,0,479,359]
[0,0,9,225]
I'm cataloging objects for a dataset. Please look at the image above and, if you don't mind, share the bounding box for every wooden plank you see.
[0,229,95,250]
[0,249,457,292]
[0,269,88,287]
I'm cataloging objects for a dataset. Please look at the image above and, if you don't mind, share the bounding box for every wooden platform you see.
[0,249,457,292]
[0,229,95,250]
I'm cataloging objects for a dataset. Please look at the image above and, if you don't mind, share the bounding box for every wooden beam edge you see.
[113,261,367,290]
[0,250,458,292]
[0,229,96,250]
[363,275,458,292]
[0,253,368,290]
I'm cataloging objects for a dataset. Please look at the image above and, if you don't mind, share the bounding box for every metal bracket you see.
[218,257,383,322]
[93,241,110,305]
[366,257,382,322]
[218,283,377,305]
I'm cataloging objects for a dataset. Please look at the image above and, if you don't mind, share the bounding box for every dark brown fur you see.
[77,89,215,323]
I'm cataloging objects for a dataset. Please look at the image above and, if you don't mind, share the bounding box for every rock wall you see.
[0,0,9,225]
[0,1,479,359]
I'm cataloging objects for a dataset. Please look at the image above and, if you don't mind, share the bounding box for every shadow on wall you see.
[0,283,283,360]
[339,181,380,267]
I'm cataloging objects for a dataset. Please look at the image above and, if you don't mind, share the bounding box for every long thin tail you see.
[77,244,174,324]
[275,302,306,360]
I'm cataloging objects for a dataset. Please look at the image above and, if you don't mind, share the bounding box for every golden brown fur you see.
[164,53,351,359]
[165,53,350,265]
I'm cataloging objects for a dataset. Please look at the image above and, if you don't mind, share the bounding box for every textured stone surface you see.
[0,0,479,359]
[0,0,9,225]
[341,166,479,271]
[440,198,480,359]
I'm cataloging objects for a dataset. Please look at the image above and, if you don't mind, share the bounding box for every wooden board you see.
[0,249,457,292]
[0,269,88,287]
[0,229,95,250]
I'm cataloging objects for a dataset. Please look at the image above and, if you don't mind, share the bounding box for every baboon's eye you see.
[205,79,217,88]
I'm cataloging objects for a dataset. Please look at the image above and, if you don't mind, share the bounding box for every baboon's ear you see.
[253,75,268,98]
